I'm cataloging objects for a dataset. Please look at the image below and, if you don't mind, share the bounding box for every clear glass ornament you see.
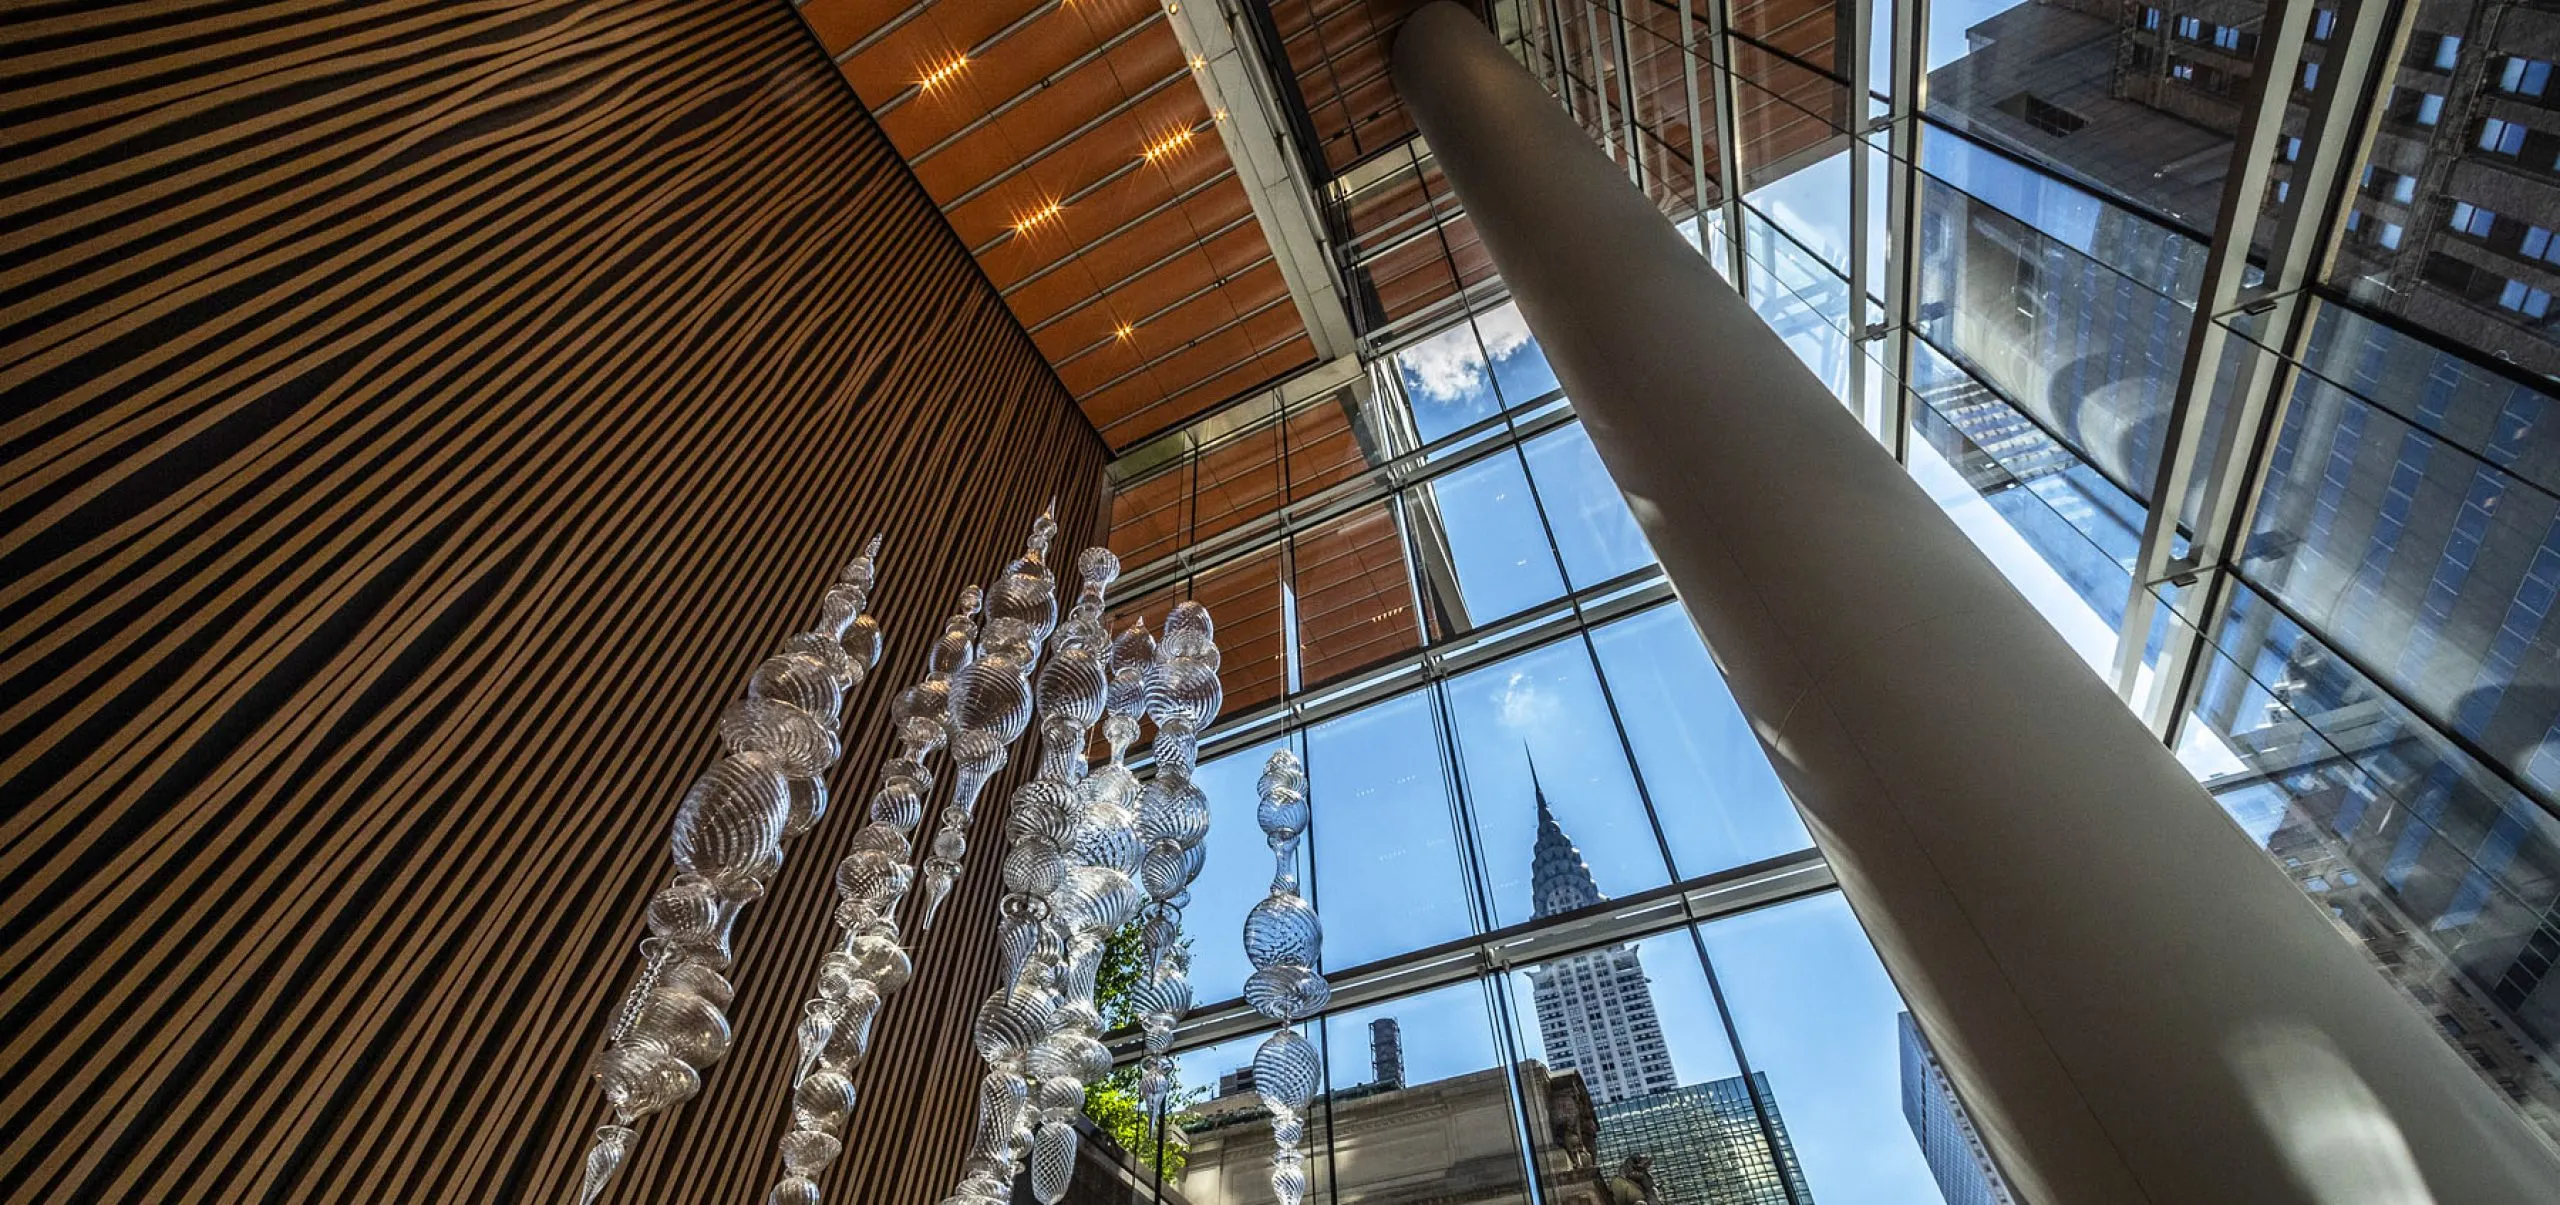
[1244,893,1322,970]
[574,1125,636,1205]
[1253,1028,1321,1112]
[668,753,790,886]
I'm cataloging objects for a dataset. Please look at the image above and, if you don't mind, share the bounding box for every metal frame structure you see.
[1092,0,2560,1191]
[2110,0,2417,736]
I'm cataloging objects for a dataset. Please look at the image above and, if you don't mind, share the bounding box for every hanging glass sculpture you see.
[756,512,1066,1205]
[938,590,1225,1205]
[758,585,980,1205]
[914,511,1063,931]
[574,538,888,1205]
[1132,603,1221,1112]
[1246,749,1324,1205]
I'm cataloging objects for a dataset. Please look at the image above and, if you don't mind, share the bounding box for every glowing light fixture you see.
[1013,201,1064,235]
[1114,323,1136,341]
[1141,127,1196,163]
[919,54,968,91]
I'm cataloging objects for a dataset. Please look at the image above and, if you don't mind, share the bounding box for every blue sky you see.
[1149,330,1960,1205]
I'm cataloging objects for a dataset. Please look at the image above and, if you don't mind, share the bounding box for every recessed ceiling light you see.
[919,54,968,91]
[1142,127,1196,163]
[1014,201,1065,234]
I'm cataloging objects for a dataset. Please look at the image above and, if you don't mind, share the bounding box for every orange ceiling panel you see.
[793,0,1316,450]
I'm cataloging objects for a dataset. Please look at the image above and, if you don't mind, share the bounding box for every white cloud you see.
[1494,669,1557,731]
[1399,322,1488,403]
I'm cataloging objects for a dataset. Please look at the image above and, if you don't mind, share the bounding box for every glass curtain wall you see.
[1091,305,1985,1202]
[1502,0,2560,1148]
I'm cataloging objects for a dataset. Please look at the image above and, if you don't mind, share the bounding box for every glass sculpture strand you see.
[1132,603,1222,1113]
[937,553,1139,1205]
[913,510,1062,932]
[572,538,889,1205]
[759,585,982,1205]
[1245,749,1323,1205]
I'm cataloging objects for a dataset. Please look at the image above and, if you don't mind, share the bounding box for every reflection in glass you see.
[1505,930,1808,1205]
[1588,606,1811,877]
[1306,690,1475,968]
[1444,639,1672,929]
[1921,0,2243,232]
[1521,423,1656,588]
[2183,580,2560,1141]
[1698,894,1953,1204]
[1742,210,1854,398]
[1291,501,1426,687]
[1195,549,1289,716]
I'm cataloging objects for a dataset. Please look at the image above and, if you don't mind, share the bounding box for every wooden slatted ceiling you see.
[0,0,1108,1201]
[795,0,1320,450]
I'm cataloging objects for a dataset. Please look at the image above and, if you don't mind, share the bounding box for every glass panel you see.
[1195,423,1285,547]
[1111,459,1191,570]
[1741,209,1856,399]
[1505,930,1789,1205]
[1732,0,1847,73]
[2178,580,2560,1143]
[1588,605,1813,878]
[1286,390,1386,502]
[1697,893,1953,1203]
[1397,319,1503,444]
[1444,638,1673,929]
[1521,421,1657,588]
[1169,1024,1333,1205]
[2239,319,2560,801]
[1407,449,1570,634]
[1749,145,1854,273]
[1292,501,1426,686]
[1186,734,1307,1009]
[1904,339,2152,679]
[1195,548,1288,715]
[1921,0,2251,234]
[1912,166,2201,506]
[1306,688,1476,968]
[1317,982,1534,1204]
[1479,301,1564,408]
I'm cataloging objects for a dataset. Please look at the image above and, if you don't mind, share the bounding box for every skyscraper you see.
[1519,755,1811,1204]
[1523,755,1680,1104]
[1899,1013,2018,1205]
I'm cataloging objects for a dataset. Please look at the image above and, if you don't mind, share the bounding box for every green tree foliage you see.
[1082,920,1196,1180]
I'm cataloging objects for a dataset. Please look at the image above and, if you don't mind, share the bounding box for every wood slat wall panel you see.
[0,1,1107,1201]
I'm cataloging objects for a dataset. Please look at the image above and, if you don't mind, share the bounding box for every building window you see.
[2172,61,2197,82]
[2176,14,2203,39]
[2301,61,2321,91]
[2418,92,2445,126]
[2214,26,2244,51]
[2392,173,2418,204]
[2481,118,2527,156]
[2498,279,2552,319]
[2433,34,2463,70]
[2313,7,2336,40]
[2524,226,2560,265]
[2452,202,2498,238]
[2503,57,2554,98]
[2143,6,2162,30]
[2285,135,2304,161]
[2379,221,2406,250]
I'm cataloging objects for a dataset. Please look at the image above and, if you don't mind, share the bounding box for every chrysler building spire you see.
[1527,747,1604,918]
